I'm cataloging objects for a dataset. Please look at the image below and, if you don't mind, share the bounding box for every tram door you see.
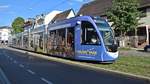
[75,21,102,60]
[66,28,75,58]
[33,32,44,52]
[149,32,150,45]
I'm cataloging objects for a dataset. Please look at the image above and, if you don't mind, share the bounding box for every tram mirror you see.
[77,21,81,25]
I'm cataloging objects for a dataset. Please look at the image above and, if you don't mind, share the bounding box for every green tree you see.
[12,17,25,34]
[106,0,141,47]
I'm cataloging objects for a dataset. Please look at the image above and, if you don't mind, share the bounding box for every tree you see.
[107,0,140,36]
[12,17,25,34]
[106,0,140,47]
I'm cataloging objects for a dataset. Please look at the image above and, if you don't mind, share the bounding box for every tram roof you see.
[47,16,94,30]
[31,25,45,34]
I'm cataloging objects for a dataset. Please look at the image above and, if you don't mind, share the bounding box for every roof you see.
[78,0,112,16]
[44,10,62,25]
[78,0,150,16]
[139,0,150,8]
[23,21,33,28]
[140,0,150,6]
[51,9,75,23]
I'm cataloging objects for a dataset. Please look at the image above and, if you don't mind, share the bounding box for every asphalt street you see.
[0,47,149,84]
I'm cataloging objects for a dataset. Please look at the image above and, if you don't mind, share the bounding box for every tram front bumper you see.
[102,51,119,62]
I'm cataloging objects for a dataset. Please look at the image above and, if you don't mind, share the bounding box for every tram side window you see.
[57,28,66,48]
[48,30,57,50]
[39,33,43,49]
[23,36,28,48]
[81,21,100,45]
[30,35,33,48]
[67,28,74,50]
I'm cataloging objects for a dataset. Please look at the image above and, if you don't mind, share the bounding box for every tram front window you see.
[95,19,117,52]
[101,30,114,45]
[95,20,114,46]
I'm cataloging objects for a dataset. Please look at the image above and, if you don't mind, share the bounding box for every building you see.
[78,0,150,48]
[23,10,60,31]
[23,18,35,31]
[0,26,11,44]
[23,9,75,31]
[44,10,62,26]
[51,9,75,23]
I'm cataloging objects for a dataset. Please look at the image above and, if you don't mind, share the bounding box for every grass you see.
[92,56,150,78]
[37,47,44,53]
[118,47,131,51]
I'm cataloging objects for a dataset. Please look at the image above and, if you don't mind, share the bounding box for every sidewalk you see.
[119,48,150,57]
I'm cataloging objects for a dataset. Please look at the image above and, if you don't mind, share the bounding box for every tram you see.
[11,16,118,62]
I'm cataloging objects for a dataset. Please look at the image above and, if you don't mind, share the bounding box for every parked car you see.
[144,45,150,52]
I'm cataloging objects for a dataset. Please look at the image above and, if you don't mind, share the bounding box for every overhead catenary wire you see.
[27,0,92,17]
[29,0,68,13]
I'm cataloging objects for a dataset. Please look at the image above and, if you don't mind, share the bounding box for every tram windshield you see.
[95,20,114,46]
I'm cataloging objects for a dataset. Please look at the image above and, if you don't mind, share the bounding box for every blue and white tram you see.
[47,16,118,62]
[30,25,45,52]
[11,16,118,62]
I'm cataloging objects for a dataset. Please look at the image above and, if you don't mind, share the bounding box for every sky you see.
[0,0,92,27]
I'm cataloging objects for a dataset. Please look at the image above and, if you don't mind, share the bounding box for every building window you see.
[139,8,147,18]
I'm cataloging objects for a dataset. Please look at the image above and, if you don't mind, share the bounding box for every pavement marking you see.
[19,64,24,68]
[27,69,35,75]
[41,77,53,84]
[0,68,11,84]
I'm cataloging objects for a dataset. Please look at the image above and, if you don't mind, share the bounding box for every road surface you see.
[0,47,149,84]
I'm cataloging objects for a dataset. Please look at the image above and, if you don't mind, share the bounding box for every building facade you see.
[0,26,11,44]
[78,0,150,48]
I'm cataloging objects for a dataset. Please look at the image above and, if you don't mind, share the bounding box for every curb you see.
[6,47,150,82]
[0,68,11,84]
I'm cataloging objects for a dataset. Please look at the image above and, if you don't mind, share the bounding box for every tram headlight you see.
[106,44,118,52]
[77,21,81,25]
[106,46,112,52]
